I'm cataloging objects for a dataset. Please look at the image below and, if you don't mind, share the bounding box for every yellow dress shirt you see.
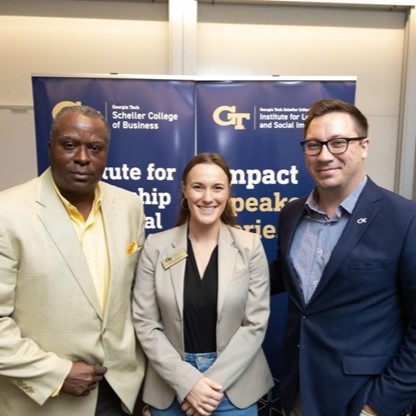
[55,185,110,311]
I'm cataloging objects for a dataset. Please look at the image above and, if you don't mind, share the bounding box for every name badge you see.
[162,249,188,270]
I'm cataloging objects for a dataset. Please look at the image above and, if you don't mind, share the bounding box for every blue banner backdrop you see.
[32,76,196,230]
[32,75,356,414]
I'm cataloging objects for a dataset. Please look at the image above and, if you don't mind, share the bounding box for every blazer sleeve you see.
[269,233,286,296]
[0,221,72,405]
[204,233,270,391]
[368,214,416,416]
[131,234,203,403]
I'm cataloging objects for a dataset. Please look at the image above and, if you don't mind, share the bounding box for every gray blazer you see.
[132,222,274,409]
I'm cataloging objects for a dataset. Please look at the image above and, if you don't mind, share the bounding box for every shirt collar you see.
[53,182,102,220]
[305,175,367,216]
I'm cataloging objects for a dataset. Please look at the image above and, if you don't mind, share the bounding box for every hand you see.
[61,361,107,397]
[185,377,223,416]
[181,400,202,416]
[361,404,379,416]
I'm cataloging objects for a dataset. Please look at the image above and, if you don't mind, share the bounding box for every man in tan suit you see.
[0,105,146,415]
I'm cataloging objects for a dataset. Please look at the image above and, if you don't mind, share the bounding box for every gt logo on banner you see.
[52,100,82,118]
[212,105,251,130]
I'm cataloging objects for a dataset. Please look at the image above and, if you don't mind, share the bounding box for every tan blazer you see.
[132,222,274,410]
[0,168,146,416]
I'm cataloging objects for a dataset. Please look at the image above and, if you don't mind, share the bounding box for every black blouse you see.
[183,239,218,353]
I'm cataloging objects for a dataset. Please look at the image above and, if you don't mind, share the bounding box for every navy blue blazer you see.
[270,177,416,416]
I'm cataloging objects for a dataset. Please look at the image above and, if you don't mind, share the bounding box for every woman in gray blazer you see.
[132,153,273,416]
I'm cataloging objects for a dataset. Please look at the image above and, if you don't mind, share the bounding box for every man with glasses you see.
[270,99,416,416]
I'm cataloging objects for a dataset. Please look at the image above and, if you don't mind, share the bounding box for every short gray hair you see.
[49,105,110,141]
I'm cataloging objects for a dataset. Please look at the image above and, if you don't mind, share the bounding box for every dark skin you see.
[62,362,107,396]
[48,112,109,220]
[48,111,109,395]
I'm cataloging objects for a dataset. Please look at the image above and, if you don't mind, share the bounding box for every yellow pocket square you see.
[126,241,138,255]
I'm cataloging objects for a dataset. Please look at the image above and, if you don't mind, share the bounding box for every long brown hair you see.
[176,152,236,227]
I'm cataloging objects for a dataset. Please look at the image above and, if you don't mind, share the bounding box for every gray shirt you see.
[290,177,367,303]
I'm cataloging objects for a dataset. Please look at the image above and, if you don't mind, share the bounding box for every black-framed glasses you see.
[300,137,366,156]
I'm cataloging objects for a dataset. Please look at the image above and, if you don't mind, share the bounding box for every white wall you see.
[0,0,169,190]
[197,4,406,191]
[0,0,413,195]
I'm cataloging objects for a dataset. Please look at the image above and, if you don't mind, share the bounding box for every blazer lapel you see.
[169,225,188,320]
[280,198,308,308]
[308,179,382,304]
[36,169,102,318]
[99,187,122,313]
[166,223,238,318]
[217,223,238,316]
